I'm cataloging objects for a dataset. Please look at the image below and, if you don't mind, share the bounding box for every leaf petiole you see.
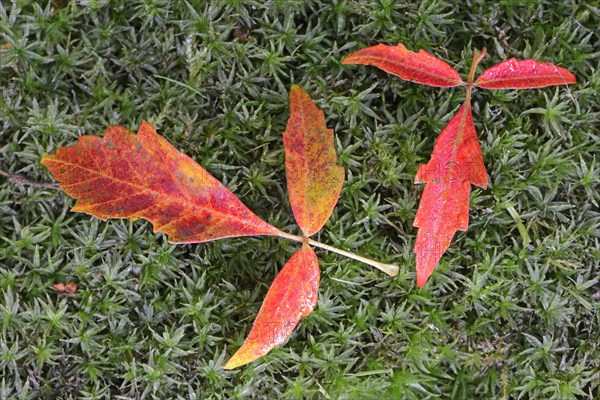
[276,231,399,276]
[467,47,487,86]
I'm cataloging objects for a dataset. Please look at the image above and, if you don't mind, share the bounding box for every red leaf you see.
[283,85,344,236]
[475,58,576,89]
[342,43,464,87]
[413,102,487,287]
[224,244,319,369]
[53,282,78,294]
[41,121,283,243]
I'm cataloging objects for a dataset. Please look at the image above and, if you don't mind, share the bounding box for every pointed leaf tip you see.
[284,86,344,236]
[416,272,429,288]
[413,103,487,287]
[475,58,576,89]
[42,122,282,243]
[224,245,320,369]
[342,43,463,87]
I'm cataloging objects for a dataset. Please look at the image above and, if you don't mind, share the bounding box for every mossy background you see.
[1,1,598,398]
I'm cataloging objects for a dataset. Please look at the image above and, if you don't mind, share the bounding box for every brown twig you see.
[0,169,59,189]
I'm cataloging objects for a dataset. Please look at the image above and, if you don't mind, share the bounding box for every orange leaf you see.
[413,102,487,287]
[342,43,464,87]
[42,121,283,243]
[224,244,319,369]
[474,58,576,89]
[53,282,78,294]
[283,85,344,236]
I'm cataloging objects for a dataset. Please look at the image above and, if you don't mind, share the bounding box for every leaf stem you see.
[276,231,399,276]
[465,48,486,106]
[468,48,487,85]
[0,169,59,190]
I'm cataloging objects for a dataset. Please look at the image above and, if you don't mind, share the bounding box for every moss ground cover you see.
[0,1,598,398]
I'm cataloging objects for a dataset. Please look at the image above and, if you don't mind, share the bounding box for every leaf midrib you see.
[477,74,568,85]
[50,158,276,233]
[351,54,461,85]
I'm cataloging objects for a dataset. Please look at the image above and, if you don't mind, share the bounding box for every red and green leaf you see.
[475,58,576,89]
[283,85,344,237]
[413,102,487,287]
[342,43,463,87]
[224,244,319,369]
[41,121,282,243]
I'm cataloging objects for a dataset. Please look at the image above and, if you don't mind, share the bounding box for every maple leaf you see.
[41,121,283,243]
[224,244,319,369]
[283,84,345,236]
[344,44,576,286]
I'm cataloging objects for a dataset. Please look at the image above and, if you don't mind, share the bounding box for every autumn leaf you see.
[225,87,340,369]
[41,121,283,243]
[344,43,576,286]
[474,58,577,89]
[224,244,319,369]
[283,85,344,236]
[42,88,397,368]
[413,102,487,287]
[342,43,463,87]
[53,282,78,294]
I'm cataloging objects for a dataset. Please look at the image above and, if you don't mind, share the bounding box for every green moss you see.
[0,0,598,398]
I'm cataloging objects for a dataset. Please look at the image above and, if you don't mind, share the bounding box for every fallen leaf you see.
[224,244,319,369]
[413,102,487,287]
[474,58,576,89]
[53,282,78,294]
[342,43,464,87]
[42,121,283,243]
[344,42,576,286]
[283,85,344,236]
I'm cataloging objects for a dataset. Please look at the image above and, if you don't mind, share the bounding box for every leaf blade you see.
[413,102,487,287]
[42,121,282,243]
[342,43,464,87]
[474,58,576,89]
[224,244,319,369]
[284,85,344,236]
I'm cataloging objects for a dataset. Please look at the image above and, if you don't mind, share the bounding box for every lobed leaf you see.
[413,102,487,287]
[42,121,283,243]
[474,58,576,89]
[224,244,319,369]
[283,85,345,236]
[342,43,464,87]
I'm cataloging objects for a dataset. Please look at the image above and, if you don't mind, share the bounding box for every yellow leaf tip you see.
[223,359,245,370]
[40,153,54,164]
[222,360,238,370]
[223,346,260,370]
